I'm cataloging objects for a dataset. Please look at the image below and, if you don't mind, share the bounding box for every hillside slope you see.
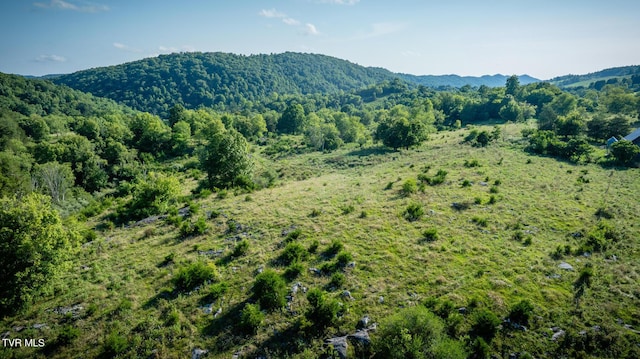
[398,73,540,88]
[548,65,640,89]
[51,52,400,117]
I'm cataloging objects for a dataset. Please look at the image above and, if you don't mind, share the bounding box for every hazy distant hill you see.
[398,73,539,88]
[52,52,400,116]
[548,65,640,89]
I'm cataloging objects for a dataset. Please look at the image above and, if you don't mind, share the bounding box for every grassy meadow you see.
[2,123,639,358]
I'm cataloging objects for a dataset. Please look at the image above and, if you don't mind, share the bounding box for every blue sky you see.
[1,0,639,79]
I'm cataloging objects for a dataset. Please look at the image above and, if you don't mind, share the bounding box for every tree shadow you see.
[345,146,394,157]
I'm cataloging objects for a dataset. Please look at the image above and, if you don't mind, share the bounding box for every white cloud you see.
[113,42,142,53]
[283,18,300,26]
[304,23,320,36]
[35,54,67,62]
[33,0,109,13]
[259,8,286,19]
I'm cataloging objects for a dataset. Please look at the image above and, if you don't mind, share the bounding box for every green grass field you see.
[2,123,639,358]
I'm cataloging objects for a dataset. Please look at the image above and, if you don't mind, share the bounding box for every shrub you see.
[359,210,368,218]
[305,288,340,330]
[173,260,218,292]
[489,186,499,193]
[103,331,128,357]
[488,195,497,204]
[341,204,356,215]
[284,262,304,281]
[508,299,534,326]
[464,159,481,167]
[284,228,303,243]
[470,309,501,342]
[372,306,466,359]
[404,202,424,222]
[309,208,322,217]
[472,216,488,227]
[57,325,80,345]
[253,270,287,310]
[232,240,249,257]
[325,240,344,257]
[422,228,439,242]
[329,272,346,289]
[461,179,472,187]
[281,242,309,265]
[401,178,418,196]
[308,239,319,254]
[239,303,264,334]
[203,282,228,303]
[179,216,208,238]
[523,237,532,246]
[335,251,353,267]
[419,169,448,186]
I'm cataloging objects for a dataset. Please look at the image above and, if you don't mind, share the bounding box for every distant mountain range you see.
[397,73,540,88]
[548,65,640,88]
[34,52,636,116]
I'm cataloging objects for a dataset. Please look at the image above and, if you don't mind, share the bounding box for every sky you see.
[1,0,639,79]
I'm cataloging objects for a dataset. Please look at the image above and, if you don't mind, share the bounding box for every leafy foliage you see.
[0,193,76,313]
[252,270,287,311]
[201,128,253,189]
[172,260,218,292]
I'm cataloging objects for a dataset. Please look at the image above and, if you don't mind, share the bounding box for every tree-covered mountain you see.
[548,65,640,90]
[398,73,539,88]
[51,52,544,117]
[52,52,401,117]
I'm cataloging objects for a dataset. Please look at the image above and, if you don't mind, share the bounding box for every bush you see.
[470,309,501,342]
[103,331,128,357]
[329,272,346,289]
[284,262,304,281]
[508,299,534,326]
[203,282,228,303]
[335,251,353,267]
[308,239,319,254]
[419,169,448,186]
[309,208,322,217]
[173,260,218,292]
[325,240,344,257]
[179,216,208,238]
[404,202,424,222]
[284,228,303,243]
[464,159,481,167]
[305,288,340,330]
[472,216,488,227]
[57,325,80,345]
[253,270,287,310]
[422,228,439,242]
[372,306,466,359]
[341,204,356,215]
[232,240,249,257]
[281,242,309,265]
[461,179,472,187]
[239,303,264,334]
[401,178,418,196]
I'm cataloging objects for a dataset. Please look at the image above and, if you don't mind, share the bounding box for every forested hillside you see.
[1,63,639,358]
[549,65,640,90]
[51,52,400,117]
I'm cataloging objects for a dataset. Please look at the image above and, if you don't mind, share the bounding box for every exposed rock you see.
[33,323,47,330]
[192,348,208,359]
[479,181,488,186]
[551,329,565,341]
[378,296,384,304]
[309,268,322,276]
[200,304,214,315]
[52,304,84,317]
[348,329,371,347]
[326,336,348,359]
[347,261,356,268]
[458,307,467,314]
[12,326,24,332]
[357,315,370,329]
[1,332,9,339]
[558,262,574,270]
[198,249,224,257]
[214,308,222,318]
[547,273,561,279]
[342,290,354,301]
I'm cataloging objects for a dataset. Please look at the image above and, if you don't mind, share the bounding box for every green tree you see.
[277,104,306,134]
[121,172,180,221]
[610,140,640,166]
[201,129,253,188]
[0,193,76,313]
[376,106,430,150]
[556,111,585,138]
[0,151,32,197]
[505,75,521,98]
[170,120,192,155]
